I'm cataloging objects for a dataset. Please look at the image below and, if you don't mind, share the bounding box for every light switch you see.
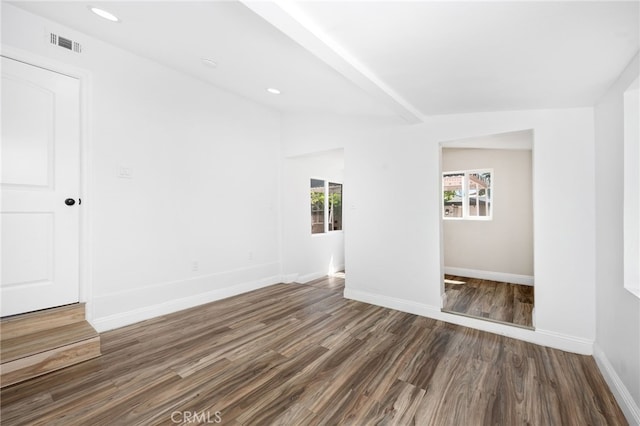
[117,167,133,179]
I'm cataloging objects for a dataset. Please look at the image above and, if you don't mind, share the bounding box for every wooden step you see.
[0,304,101,388]
[1,303,86,340]
[1,321,99,363]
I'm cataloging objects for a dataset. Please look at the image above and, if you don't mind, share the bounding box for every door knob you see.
[65,198,76,206]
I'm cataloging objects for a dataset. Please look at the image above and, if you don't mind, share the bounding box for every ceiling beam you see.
[240,0,425,124]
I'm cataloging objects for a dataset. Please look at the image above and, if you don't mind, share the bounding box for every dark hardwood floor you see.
[1,275,626,425]
[443,274,535,328]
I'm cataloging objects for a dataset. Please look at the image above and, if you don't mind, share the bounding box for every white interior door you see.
[1,56,81,317]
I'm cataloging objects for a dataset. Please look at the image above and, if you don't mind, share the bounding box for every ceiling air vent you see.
[49,32,82,53]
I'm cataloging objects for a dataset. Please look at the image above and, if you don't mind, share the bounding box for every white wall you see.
[2,4,282,331]
[282,149,345,283]
[442,148,533,278]
[594,53,640,424]
[283,108,596,354]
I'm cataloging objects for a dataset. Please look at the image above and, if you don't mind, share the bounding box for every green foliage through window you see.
[311,179,343,233]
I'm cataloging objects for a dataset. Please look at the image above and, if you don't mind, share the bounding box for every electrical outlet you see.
[248,251,254,261]
[191,261,199,272]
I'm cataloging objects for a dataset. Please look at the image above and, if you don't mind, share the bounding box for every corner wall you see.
[594,53,640,424]
[2,4,283,331]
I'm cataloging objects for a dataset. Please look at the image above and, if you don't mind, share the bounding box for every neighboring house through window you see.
[443,169,492,220]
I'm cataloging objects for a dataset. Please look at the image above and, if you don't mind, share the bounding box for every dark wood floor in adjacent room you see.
[1,275,626,425]
[443,274,535,328]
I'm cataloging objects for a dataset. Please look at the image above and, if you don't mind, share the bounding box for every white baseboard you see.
[594,344,640,425]
[281,273,299,284]
[344,287,441,318]
[90,262,282,332]
[444,266,534,286]
[295,265,345,284]
[297,271,327,284]
[91,275,281,333]
[343,287,593,355]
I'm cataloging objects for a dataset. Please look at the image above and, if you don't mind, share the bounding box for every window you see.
[443,169,492,220]
[310,179,342,234]
[624,76,639,298]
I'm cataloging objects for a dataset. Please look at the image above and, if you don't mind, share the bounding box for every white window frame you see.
[624,76,640,298]
[310,178,343,235]
[442,169,493,221]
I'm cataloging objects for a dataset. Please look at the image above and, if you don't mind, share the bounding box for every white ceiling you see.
[10,1,396,118]
[9,1,640,122]
[292,1,640,116]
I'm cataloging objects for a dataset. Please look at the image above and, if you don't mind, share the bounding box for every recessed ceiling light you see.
[267,88,281,95]
[89,6,120,22]
[201,58,218,68]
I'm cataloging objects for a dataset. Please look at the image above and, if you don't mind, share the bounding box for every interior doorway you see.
[282,149,345,284]
[1,56,82,317]
[440,130,534,329]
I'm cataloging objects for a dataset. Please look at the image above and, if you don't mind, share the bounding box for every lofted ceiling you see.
[9,1,640,123]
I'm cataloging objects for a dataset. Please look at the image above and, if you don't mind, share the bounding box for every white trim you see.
[91,274,283,333]
[532,328,594,354]
[96,262,279,300]
[276,114,285,285]
[0,45,94,320]
[593,344,640,425]
[444,266,534,286]
[281,273,299,284]
[294,264,345,284]
[297,270,328,284]
[311,230,345,238]
[623,76,640,300]
[343,287,593,355]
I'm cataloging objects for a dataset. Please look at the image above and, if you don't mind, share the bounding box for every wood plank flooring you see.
[1,275,626,425]
[443,274,535,328]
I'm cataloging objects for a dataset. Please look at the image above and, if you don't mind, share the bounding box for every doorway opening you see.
[439,130,534,329]
[282,148,345,287]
